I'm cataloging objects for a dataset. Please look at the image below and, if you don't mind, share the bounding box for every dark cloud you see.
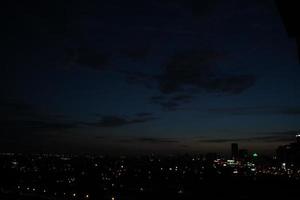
[260,130,298,136]
[136,112,153,117]
[204,75,256,94]
[0,99,79,142]
[1,119,77,135]
[86,116,130,127]
[0,98,35,116]
[209,106,300,115]
[157,51,219,94]
[137,137,180,144]
[149,96,180,111]
[171,94,194,102]
[117,136,179,144]
[126,50,256,111]
[198,136,294,143]
[150,94,194,111]
[158,51,255,94]
[123,71,158,89]
[117,137,180,145]
[159,101,180,111]
[86,115,156,128]
[150,95,166,101]
[1,99,40,123]
[198,130,298,143]
[278,108,300,115]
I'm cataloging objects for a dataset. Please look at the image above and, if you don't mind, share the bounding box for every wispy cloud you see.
[0,98,79,141]
[136,112,154,117]
[208,106,300,116]
[171,94,194,102]
[85,114,156,128]
[149,94,195,111]
[198,130,298,143]
[157,51,255,94]
[119,137,180,144]
[137,137,180,143]
[126,50,256,111]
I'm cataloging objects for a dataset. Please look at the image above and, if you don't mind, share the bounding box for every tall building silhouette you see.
[231,143,239,160]
[296,134,300,144]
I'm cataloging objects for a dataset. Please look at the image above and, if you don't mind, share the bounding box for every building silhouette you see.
[276,134,300,166]
[231,143,239,160]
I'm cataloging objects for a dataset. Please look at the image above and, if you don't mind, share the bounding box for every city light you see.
[0,138,300,199]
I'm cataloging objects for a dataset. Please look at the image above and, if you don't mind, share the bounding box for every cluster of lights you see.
[2,150,300,200]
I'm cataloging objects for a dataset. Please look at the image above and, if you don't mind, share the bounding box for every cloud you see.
[149,94,194,111]
[260,130,298,136]
[158,51,255,94]
[277,107,300,115]
[0,99,79,141]
[198,136,294,143]
[85,114,156,128]
[149,95,179,111]
[1,119,77,134]
[123,71,158,89]
[171,94,194,102]
[208,106,300,116]
[65,47,110,70]
[198,130,298,144]
[136,112,153,117]
[1,98,39,121]
[119,137,179,144]
[126,50,256,111]
[204,75,256,94]
[159,101,180,111]
[0,98,35,117]
[150,95,166,101]
[137,137,180,143]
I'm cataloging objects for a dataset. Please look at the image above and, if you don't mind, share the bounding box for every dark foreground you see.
[1,153,299,200]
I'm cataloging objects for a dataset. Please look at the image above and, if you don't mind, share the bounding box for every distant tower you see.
[296,133,300,144]
[231,143,239,160]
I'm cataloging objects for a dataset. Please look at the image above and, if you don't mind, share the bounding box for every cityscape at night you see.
[1,0,300,199]
[1,136,300,199]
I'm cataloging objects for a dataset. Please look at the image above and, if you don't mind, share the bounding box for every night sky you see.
[1,0,300,155]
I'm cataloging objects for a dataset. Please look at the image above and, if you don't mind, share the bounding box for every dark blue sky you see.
[1,0,300,154]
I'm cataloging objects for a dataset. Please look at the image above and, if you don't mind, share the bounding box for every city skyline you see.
[1,0,300,154]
